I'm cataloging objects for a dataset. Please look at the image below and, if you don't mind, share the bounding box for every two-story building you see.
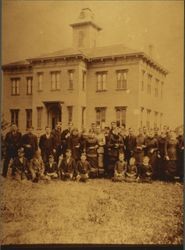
[2,8,168,136]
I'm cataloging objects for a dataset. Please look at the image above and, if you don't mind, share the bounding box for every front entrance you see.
[43,102,63,129]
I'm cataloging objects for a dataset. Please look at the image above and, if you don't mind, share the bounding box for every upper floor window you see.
[11,78,20,96]
[68,70,74,90]
[115,106,127,127]
[141,70,145,91]
[37,72,43,91]
[27,77,33,95]
[96,72,107,91]
[10,109,19,126]
[82,71,86,91]
[116,70,128,90]
[155,79,159,97]
[51,71,60,90]
[147,74,152,95]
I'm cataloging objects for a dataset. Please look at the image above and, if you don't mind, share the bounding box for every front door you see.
[48,104,62,129]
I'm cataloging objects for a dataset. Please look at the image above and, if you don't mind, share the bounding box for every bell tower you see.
[70,8,102,49]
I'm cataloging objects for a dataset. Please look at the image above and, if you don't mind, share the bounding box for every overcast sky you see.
[2,0,184,127]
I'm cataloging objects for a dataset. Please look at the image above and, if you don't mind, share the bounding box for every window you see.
[82,71,86,91]
[115,106,127,127]
[116,70,128,90]
[160,113,163,129]
[141,70,145,91]
[68,70,74,90]
[37,107,43,129]
[147,74,152,94]
[11,78,20,95]
[161,81,164,98]
[155,79,159,97]
[51,71,60,90]
[67,106,73,122]
[26,109,32,128]
[154,111,158,128]
[82,107,86,128]
[10,109,19,126]
[27,77,33,95]
[95,107,106,127]
[38,73,43,91]
[146,109,151,129]
[140,107,144,127]
[96,72,107,91]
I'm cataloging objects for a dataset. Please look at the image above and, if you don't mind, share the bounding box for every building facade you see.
[2,8,168,136]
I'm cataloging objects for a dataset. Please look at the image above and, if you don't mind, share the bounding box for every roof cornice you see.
[2,51,168,75]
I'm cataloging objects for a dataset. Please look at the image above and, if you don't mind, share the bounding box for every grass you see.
[0,173,183,245]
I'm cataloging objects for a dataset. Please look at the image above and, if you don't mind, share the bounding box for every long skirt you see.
[164,160,177,180]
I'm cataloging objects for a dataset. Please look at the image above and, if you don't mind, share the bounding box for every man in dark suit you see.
[2,124,22,177]
[39,126,56,164]
[125,127,137,163]
[21,126,38,161]
[51,122,62,162]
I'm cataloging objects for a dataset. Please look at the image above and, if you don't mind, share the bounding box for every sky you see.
[1,0,184,128]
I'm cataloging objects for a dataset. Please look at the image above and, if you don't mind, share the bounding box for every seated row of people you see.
[11,147,154,184]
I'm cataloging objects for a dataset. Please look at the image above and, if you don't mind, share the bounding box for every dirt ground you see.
[0,174,183,245]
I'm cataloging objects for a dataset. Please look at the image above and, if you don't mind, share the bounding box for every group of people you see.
[1,121,184,183]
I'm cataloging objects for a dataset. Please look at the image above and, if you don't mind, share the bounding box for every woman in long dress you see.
[164,131,178,181]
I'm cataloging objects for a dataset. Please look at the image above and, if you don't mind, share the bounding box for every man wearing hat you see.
[2,124,22,178]
[11,147,30,180]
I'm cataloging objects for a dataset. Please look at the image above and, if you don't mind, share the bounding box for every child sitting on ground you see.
[11,147,30,181]
[112,152,127,182]
[138,156,153,183]
[125,157,138,182]
[29,150,50,182]
[44,154,58,179]
[76,153,91,182]
[59,149,76,181]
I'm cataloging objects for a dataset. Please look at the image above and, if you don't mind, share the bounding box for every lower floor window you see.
[26,109,32,129]
[115,106,127,127]
[95,107,106,127]
[37,107,43,129]
[67,106,73,123]
[10,109,19,126]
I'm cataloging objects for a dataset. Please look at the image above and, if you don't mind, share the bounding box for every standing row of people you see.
[1,122,184,182]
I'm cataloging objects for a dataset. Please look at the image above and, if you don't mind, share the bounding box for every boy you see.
[45,154,58,179]
[29,150,49,182]
[11,147,30,181]
[76,153,91,182]
[138,156,152,183]
[112,152,127,182]
[125,157,138,182]
[59,149,76,181]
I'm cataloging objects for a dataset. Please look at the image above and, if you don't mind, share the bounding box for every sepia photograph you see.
[0,0,184,248]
